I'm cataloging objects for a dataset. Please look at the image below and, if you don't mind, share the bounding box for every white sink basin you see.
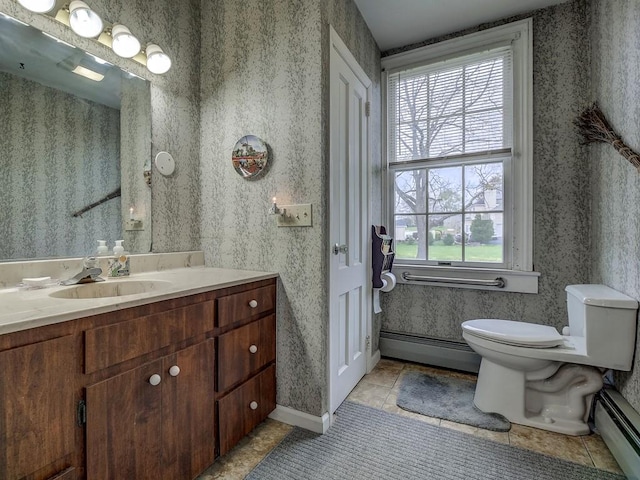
[49,280,172,299]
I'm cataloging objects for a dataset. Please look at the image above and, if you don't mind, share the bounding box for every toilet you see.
[462,284,638,435]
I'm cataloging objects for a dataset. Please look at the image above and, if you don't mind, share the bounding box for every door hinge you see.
[366,335,371,350]
[365,101,371,117]
[77,399,86,426]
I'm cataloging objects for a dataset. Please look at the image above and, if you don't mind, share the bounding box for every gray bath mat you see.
[397,370,511,431]
[245,401,623,480]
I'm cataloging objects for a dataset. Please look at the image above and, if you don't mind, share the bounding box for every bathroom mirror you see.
[0,12,152,261]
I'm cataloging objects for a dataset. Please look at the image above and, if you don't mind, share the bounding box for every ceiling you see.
[353,0,568,52]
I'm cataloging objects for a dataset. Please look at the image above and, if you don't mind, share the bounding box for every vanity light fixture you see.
[111,24,141,58]
[145,44,172,74]
[17,0,56,13]
[68,0,103,38]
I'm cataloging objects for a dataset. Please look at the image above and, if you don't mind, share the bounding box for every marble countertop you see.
[0,267,278,335]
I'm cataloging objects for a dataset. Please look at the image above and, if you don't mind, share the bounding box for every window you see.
[383,20,537,293]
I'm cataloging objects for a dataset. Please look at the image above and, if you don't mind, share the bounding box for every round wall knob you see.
[149,374,161,386]
[250,401,258,410]
[249,299,258,308]
[169,365,180,377]
[249,344,258,354]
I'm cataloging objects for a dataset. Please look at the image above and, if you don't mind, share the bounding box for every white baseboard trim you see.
[368,349,381,373]
[269,404,331,434]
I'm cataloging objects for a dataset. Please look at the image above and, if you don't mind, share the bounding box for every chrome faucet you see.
[61,257,104,285]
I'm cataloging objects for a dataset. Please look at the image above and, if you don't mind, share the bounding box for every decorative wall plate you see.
[232,135,268,179]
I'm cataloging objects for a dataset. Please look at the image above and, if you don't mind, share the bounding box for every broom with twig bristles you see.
[574,103,640,171]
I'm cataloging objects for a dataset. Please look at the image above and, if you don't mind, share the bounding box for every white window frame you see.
[382,19,538,294]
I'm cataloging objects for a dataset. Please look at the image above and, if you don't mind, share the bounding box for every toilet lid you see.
[462,319,565,348]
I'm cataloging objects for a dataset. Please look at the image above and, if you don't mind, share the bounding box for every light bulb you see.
[111,24,141,58]
[146,44,172,74]
[17,0,56,13]
[69,1,103,38]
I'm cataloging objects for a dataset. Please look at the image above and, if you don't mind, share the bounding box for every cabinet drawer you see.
[217,315,275,392]
[85,301,214,373]
[217,284,275,328]
[217,365,276,456]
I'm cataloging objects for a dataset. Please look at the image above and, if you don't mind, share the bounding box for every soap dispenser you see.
[96,240,108,256]
[108,240,130,277]
[113,240,124,256]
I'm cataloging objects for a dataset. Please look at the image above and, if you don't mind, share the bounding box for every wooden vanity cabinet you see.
[0,277,277,480]
[215,283,277,456]
[85,340,215,480]
[0,335,77,480]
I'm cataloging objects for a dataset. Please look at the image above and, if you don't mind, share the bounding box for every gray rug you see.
[246,401,623,480]
[397,370,511,431]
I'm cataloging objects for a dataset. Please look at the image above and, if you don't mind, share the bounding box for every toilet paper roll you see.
[380,272,396,293]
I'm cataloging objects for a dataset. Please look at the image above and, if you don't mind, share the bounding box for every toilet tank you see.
[565,285,639,370]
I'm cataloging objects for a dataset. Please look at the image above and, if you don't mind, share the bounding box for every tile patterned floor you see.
[198,358,623,479]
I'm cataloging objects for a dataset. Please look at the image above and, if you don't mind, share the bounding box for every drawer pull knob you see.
[250,401,258,410]
[149,374,162,386]
[249,299,258,308]
[249,344,258,354]
[169,365,181,377]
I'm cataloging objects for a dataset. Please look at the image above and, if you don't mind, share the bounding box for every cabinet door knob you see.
[248,299,258,308]
[149,374,162,386]
[169,365,180,377]
[249,344,258,354]
[250,401,258,410]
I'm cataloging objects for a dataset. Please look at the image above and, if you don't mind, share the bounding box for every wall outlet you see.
[276,204,312,227]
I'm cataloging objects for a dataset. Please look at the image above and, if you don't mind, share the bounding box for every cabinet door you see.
[0,335,76,480]
[162,340,216,480]
[86,359,163,480]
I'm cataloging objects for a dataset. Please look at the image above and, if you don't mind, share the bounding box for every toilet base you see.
[474,358,599,436]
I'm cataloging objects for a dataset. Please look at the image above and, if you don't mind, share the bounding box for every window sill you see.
[392,264,539,294]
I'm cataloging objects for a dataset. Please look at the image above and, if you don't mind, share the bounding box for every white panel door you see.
[329,27,371,414]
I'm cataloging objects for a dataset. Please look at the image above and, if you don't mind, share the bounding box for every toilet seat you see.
[462,319,565,348]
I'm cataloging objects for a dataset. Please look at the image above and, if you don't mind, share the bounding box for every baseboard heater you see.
[379,331,480,373]
[594,388,640,479]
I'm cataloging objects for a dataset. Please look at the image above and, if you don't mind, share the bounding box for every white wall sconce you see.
[269,197,312,227]
[111,24,141,58]
[269,197,283,216]
[68,1,103,38]
[126,206,144,231]
[146,44,171,74]
[17,0,56,13]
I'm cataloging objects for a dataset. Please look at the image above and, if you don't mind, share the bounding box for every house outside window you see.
[382,20,538,293]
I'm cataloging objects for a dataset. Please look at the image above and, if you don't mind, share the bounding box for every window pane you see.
[395,215,426,260]
[465,163,503,212]
[465,110,505,153]
[428,166,462,213]
[465,58,504,112]
[429,116,463,157]
[428,214,462,262]
[465,213,503,263]
[395,170,427,214]
[429,67,464,116]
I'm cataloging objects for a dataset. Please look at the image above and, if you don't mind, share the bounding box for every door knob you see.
[250,401,258,410]
[248,299,258,308]
[249,344,258,354]
[149,374,162,386]
[333,243,348,255]
[169,365,180,377]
